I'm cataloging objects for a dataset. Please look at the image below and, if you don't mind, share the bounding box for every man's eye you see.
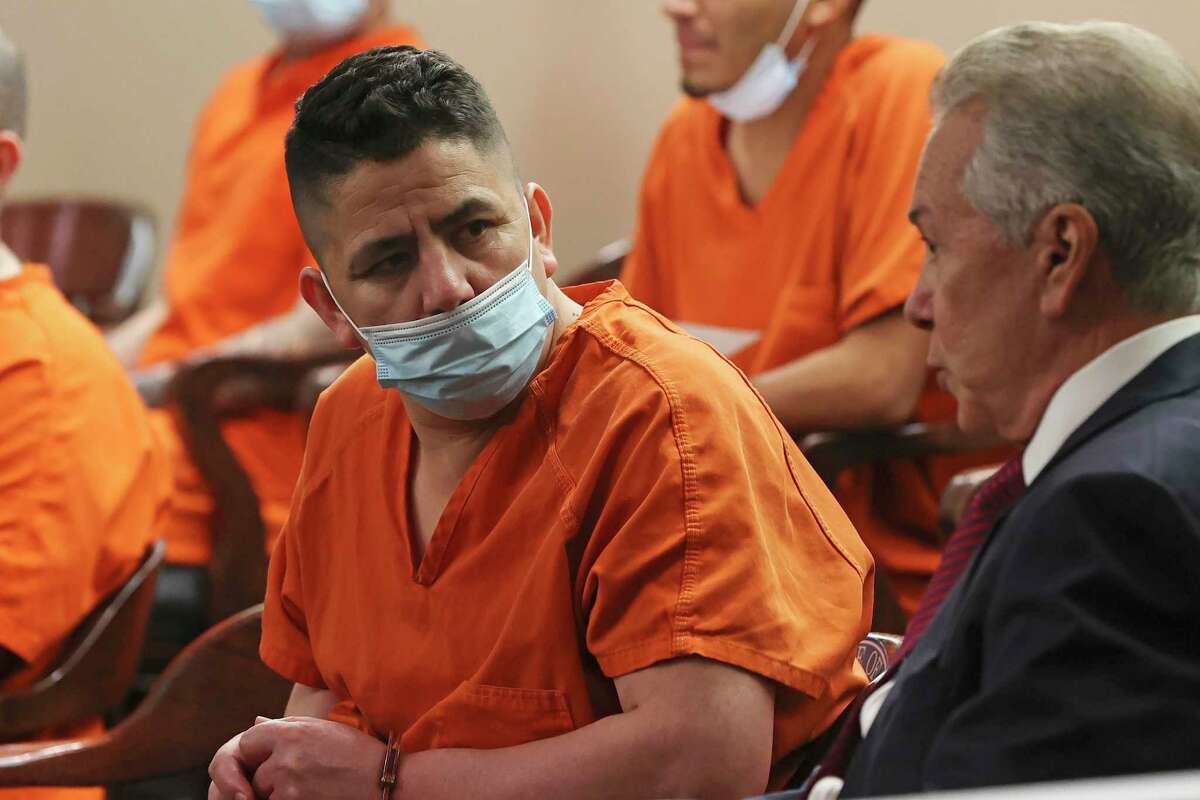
[465,219,491,239]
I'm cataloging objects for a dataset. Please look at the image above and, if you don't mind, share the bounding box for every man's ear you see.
[526,182,560,280]
[1032,203,1100,319]
[803,0,859,32]
[0,131,24,196]
[299,267,364,350]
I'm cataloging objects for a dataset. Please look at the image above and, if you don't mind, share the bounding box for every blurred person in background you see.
[106,0,424,569]
[0,27,168,800]
[622,0,1004,618]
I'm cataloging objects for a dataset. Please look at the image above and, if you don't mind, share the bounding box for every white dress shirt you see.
[1023,315,1200,482]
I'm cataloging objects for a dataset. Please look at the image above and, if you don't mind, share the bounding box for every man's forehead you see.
[334,139,516,217]
[912,108,986,221]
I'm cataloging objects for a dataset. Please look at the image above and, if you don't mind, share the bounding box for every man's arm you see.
[753,310,930,433]
[105,299,167,369]
[285,683,337,718]
[210,657,776,800]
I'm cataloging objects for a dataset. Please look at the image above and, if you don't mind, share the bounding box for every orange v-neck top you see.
[261,281,873,789]
[621,35,963,612]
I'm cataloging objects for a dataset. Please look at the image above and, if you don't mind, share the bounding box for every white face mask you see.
[707,0,815,122]
[249,0,369,40]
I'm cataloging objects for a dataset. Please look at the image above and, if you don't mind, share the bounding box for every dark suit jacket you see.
[842,332,1200,796]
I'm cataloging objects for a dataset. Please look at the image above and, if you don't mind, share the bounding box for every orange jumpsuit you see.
[261,282,873,791]
[0,264,168,800]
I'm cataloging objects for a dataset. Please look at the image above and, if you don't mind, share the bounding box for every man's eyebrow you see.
[349,232,414,277]
[430,196,501,234]
[347,195,504,276]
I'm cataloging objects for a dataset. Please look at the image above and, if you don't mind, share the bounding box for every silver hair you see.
[933,21,1200,315]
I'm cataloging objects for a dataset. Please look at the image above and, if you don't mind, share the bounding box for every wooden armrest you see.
[0,541,164,740]
[799,421,998,490]
[938,464,1003,535]
[0,607,290,787]
[569,237,630,286]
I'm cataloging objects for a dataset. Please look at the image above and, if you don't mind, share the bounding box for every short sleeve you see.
[0,357,93,664]
[838,42,944,332]
[260,482,327,690]
[579,359,872,700]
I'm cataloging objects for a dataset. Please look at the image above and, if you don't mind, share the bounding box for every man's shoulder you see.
[561,287,777,427]
[836,34,944,104]
[305,354,393,456]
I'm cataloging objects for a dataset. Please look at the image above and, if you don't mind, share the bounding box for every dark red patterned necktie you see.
[898,456,1026,658]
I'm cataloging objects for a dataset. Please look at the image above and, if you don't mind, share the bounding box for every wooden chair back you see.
[938,464,1002,536]
[570,238,629,285]
[169,355,352,623]
[1,197,156,325]
[0,540,165,739]
[0,606,291,788]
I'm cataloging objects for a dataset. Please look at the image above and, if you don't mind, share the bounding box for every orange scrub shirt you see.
[261,282,873,791]
[140,25,425,565]
[0,265,168,800]
[621,35,965,613]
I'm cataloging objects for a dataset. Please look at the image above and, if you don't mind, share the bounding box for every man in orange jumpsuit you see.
[106,0,424,566]
[0,30,168,800]
[208,46,872,798]
[622,0,971,614]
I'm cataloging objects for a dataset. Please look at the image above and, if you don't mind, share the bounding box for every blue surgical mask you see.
[707,0,815,122]
[322,203,557,420]
[249,0,369,39]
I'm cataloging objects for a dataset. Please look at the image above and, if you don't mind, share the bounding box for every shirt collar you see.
[0,242,21,282]
[1023,315,1200,482]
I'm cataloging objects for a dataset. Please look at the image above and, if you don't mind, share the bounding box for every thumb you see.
[254,716,272,725]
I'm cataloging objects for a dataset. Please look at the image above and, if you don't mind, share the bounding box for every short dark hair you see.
[0,31,27,138]
[285,46,506,209]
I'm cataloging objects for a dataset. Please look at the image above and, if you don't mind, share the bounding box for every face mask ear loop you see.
[778,0,808,49]
[319,269,367,340]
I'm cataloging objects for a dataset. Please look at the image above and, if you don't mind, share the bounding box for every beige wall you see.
[1,1,1196,286]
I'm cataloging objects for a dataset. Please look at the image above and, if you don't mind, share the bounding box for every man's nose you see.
[662,0,698,23]
[904,271,934,332]
[416,250,475,318]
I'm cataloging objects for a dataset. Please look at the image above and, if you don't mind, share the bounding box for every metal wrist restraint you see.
[378,730,401,799]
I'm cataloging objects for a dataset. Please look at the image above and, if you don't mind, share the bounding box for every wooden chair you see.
[798,422,1005,634]
[167,354,354,624]
[0,606,290,792]
[0,540,165,741]
[938,464,1003,536]
[570,237,629,285]
[0,197,156,325]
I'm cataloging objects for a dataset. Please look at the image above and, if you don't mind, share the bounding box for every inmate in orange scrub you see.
[622,35,972,614]
[0,262,167,800]
[141,25,425,566]
[261,282,873,791]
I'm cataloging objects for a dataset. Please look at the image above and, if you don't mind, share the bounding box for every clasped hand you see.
[208,716,385,800]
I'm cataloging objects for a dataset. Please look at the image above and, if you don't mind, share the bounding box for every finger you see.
[209,745,255,799]
[251,758,277,799]
[254,715,271,725]
[238,720,283,765]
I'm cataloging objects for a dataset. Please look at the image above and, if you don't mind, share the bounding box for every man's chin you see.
[680,79,713,98]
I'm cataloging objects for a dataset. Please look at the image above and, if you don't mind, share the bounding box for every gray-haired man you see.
[839,20,1200,796]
